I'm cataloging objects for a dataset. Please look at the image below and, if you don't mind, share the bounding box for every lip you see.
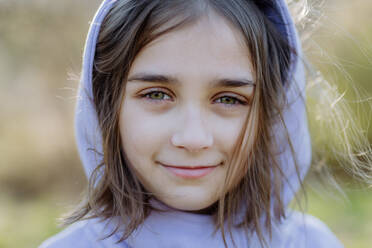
[159,163,219,179]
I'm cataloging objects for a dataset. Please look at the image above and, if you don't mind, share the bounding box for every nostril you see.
[170,131,213,152]
[170,112,214,151]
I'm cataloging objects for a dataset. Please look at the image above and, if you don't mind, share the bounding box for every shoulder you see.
[279,211,344,248]
[39,220,93,248]
[39,218,131,248]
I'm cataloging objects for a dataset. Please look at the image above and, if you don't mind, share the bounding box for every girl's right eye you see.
[140,90,172,101]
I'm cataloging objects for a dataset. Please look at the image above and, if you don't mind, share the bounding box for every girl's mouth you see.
[159,163,218,179]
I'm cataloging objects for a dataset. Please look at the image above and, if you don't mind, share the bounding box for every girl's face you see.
[119,11,254,211]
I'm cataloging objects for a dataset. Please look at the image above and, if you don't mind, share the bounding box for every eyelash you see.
[139,90,247,107]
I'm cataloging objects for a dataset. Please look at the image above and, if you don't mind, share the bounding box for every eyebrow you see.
[127,73,255,87]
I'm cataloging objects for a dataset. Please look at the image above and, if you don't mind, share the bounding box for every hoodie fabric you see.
[40,0,343,247]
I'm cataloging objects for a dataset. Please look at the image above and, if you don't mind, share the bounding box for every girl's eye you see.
[141,90,172,101]
[214,95,246,107]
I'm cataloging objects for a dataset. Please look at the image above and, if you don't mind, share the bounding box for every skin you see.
[119,10,254,211]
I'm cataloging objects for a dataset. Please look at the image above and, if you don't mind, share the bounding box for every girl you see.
[40,0,371,247]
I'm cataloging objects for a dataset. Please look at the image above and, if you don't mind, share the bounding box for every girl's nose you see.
[170,109,213,153]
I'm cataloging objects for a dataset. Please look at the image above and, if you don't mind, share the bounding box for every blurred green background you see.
[0,0,371,247]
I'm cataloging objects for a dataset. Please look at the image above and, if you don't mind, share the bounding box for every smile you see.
[159,163,218,179]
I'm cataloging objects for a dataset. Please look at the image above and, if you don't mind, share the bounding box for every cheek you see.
[209,113,248,158]
[119,100,170,165]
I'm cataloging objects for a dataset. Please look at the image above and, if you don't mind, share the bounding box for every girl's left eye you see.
[214,96,246,106]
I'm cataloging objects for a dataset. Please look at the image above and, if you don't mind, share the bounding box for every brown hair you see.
[65,1,296,247]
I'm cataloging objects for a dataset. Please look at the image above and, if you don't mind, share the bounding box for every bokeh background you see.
[0,0,371,247]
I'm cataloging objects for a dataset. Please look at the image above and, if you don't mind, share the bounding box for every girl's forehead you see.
[129,10,253,81]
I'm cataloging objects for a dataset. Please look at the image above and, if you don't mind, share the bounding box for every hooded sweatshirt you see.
[40,0,344,247]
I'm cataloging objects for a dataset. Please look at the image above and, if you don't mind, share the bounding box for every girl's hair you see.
[287,0,372,189]
[63,0,372,248]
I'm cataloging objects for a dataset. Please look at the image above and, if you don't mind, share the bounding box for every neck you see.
[184,201,218,215]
